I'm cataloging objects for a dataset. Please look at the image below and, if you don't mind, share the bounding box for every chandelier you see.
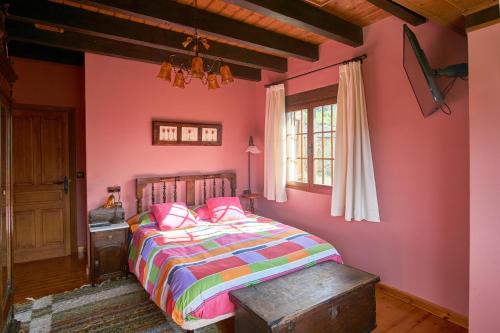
[156,0,234,89]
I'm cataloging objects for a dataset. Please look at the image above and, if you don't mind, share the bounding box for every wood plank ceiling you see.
[393,0,498,32]
[174,0,498,41]
[5,0,499,81]
[175,0,389,45]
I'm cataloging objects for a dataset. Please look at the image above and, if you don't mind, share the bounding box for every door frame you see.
[12,103,78,255]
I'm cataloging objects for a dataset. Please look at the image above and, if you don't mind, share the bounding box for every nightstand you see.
[240,192,261,213]
[89,222,129,285]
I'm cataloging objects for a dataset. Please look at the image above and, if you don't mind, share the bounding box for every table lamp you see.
[244,136,261,194]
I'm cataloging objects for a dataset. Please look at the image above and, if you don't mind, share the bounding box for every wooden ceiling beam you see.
[6,20,262,81]
[6,0,287,72]
[365,0,426,26]
[465,5,500,32]
[222,0,363,46]
[74,0,319,61]
[9,40,84,66]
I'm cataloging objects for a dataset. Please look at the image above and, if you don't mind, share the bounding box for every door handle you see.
[54,176,69,194]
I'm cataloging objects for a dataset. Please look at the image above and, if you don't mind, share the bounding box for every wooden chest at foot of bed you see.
[229,261,380,333]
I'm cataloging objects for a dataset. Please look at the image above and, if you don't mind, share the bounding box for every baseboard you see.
[376,283,468,329]
[77,246,86,259]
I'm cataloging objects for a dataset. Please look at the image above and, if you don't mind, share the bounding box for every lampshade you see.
[220,64,234,84]
[245,136,261,154]
[173,69,186,88]
[191,56,205,79]
[157,61,172,81]
[246,145,261,154]
[207,72,220,90]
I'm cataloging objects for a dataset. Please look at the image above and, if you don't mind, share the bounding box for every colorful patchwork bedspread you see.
[129,214,342,326]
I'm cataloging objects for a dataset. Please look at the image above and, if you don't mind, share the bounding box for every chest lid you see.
[229,261,379,329]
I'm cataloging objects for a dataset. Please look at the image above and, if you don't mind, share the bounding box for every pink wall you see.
[85,54,259,219]
[84,17,470,316]
[254,17,470,315]
[468,22,500,333]
[11,57,87,248]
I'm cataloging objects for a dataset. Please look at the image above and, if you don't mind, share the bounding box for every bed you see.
[128,172,342,331]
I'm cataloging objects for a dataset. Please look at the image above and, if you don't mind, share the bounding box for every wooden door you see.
[0,100,13,326]
[12,108,70,263]
[0,104,9,305]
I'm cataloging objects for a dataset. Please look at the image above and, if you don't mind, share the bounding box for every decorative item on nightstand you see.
[106,185,122,208]
[89,186,124,226]
[243,136,261,194]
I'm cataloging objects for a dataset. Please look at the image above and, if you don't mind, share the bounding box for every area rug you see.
[13,278,219,333]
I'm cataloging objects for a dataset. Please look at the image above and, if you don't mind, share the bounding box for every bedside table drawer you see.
[94,229,126,247]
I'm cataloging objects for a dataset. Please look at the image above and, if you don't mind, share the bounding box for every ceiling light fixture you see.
[156,0,234,89]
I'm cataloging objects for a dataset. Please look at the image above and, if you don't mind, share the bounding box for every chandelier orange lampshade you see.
[220,64,234,84]
[191,56,205,79]
[157,55,234,90]
[157,61,172,82]
[155,0,234,90]
[207,72,220,90]
[173,69,186,89]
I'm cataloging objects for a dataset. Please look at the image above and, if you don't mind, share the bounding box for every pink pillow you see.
[151,202,197,231]
[207,197,246,223]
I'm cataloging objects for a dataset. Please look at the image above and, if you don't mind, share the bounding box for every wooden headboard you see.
[135,172,236,214]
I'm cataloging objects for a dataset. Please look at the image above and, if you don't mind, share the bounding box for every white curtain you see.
[331,61,380,222]
[264,84,287,202]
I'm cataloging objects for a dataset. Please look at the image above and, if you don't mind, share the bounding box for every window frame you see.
[285,85,338,195]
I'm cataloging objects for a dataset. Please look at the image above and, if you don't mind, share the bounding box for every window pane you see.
[286,109,308,184]
[323,105,332,132]
[290,112,297,135]
[314,159,323,185]
[302,109,308,133]
[324,133,332,158]
[287,159,296,182]
[314,133,322,158]
[302,159,308,183]
[332,131,336,158]
[301,134,307,158]
[314,106,322,132]
[286,135,293,159]
[297,158,303,182]
[295,135,301,159]
[288,102,337,190]
[294,109,301,126]
[324,160,332,186]
[332,104,338,129]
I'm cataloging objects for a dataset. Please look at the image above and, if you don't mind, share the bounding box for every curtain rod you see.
[264,54,367,88]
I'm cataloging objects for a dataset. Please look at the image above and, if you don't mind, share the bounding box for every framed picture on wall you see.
[152,121,222,146]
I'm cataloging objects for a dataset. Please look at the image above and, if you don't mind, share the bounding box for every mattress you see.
[128,213,342,329]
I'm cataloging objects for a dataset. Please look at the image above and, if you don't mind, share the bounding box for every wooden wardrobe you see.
[0,6,17,332]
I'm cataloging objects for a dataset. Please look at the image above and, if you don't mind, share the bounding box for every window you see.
[285,85,337,194]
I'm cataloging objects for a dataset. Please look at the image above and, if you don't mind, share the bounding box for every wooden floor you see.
[374,291,466,333]
[13,255,88,303]
[13,256,466,332]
